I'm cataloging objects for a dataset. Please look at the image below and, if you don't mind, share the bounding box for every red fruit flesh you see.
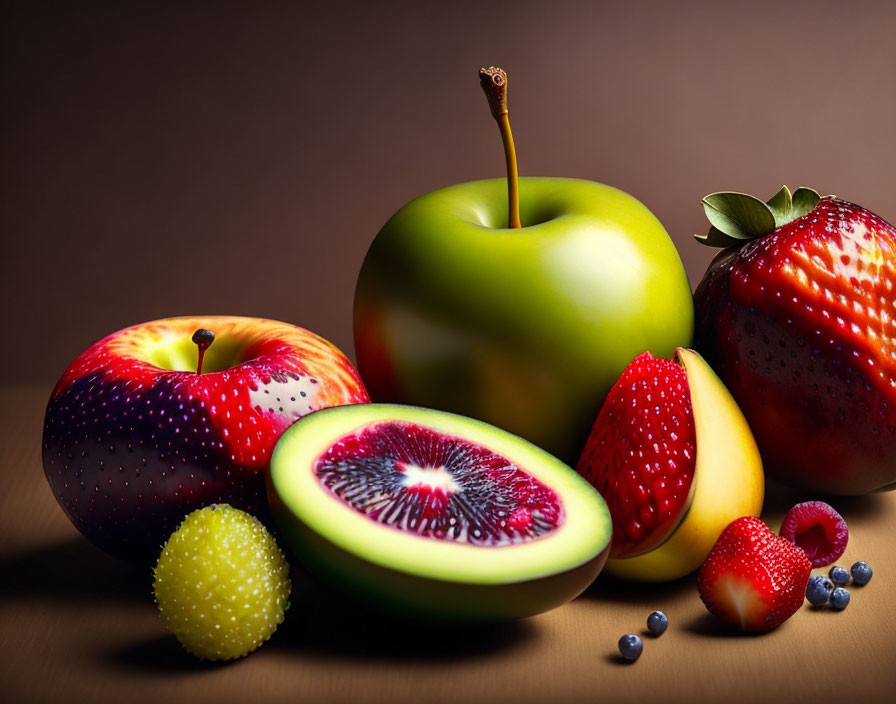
[695,197,896,494]
[698,516,811,632]
[576,351,696,559]
[779,501,848,567]
[314,421,563,546]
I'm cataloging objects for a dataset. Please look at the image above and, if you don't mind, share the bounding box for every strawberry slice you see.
[698,516,811,632]
[576,351,696,559]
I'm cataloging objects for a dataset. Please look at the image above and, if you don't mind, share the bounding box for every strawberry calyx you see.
[695,185,822,248]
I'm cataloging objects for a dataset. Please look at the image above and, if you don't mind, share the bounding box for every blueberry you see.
[618,634,643,661]
[830,587,850,610]
[850,561,873,586]
[805,575,834,606]
[646,611,668,635]
[828,565,850,586]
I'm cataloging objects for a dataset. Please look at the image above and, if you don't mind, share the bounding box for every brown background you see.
[2,0,895,384]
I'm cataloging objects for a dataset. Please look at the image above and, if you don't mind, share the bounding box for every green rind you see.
[268,403,612,621]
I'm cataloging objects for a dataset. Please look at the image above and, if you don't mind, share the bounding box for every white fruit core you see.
[397,462,461,494]
[719,574,763,630]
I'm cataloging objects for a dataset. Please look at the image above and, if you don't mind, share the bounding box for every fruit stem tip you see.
[192,328,215,375]
[479,66,508,118]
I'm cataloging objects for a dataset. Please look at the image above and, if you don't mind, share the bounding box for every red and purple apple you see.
[42,315,369,559]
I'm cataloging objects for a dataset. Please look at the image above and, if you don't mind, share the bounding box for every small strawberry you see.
[693,187,896,495]
[698,516,811,632]
[576,351,696,559]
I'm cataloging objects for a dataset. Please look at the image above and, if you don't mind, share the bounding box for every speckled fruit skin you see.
[153,504,291,661]
[698,516,811,632]
[577,351,697,560]
[354,177,694,465]
[588,349,764,582]
[695,197,896,494]
[42,316,368,559]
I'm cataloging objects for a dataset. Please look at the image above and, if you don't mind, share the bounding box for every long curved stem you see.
[480,66,521,229]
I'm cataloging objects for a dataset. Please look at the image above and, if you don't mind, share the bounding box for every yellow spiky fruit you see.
[153,504,291,660]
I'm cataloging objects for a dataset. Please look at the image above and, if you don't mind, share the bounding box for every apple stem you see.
[479,66,521,229]
[192,328,215,375]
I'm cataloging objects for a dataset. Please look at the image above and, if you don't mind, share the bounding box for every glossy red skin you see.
[42,317,369,560]
[576,351,696,559]
[695,197,896,494]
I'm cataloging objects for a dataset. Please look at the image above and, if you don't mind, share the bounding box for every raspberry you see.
[779,501,848,568]
[153,504,291,660]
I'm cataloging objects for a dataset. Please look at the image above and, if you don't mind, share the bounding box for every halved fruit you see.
[268,404,611,621]
[578,348,764,582]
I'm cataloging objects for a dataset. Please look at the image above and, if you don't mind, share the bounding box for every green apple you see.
[353,68,693,464]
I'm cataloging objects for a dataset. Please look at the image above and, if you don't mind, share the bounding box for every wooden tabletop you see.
[2,385,894,704]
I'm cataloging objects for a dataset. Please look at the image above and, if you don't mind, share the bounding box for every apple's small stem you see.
[479,66,521,229]
[192,328,215,375]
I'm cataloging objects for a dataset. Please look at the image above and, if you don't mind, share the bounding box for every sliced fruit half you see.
[578,348,764,582]
[268,403,612,621]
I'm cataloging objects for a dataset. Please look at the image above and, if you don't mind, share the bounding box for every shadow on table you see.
[110,565,538,672]
[0,537,151,603]
[113,635,229,672]
[4,538,536,669]
[581,570,695,606]
[267,567,538,663]
[682,612,767,639]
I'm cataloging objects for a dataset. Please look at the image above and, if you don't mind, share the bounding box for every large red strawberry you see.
[698,516,811,632]
[694,187,896,494]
